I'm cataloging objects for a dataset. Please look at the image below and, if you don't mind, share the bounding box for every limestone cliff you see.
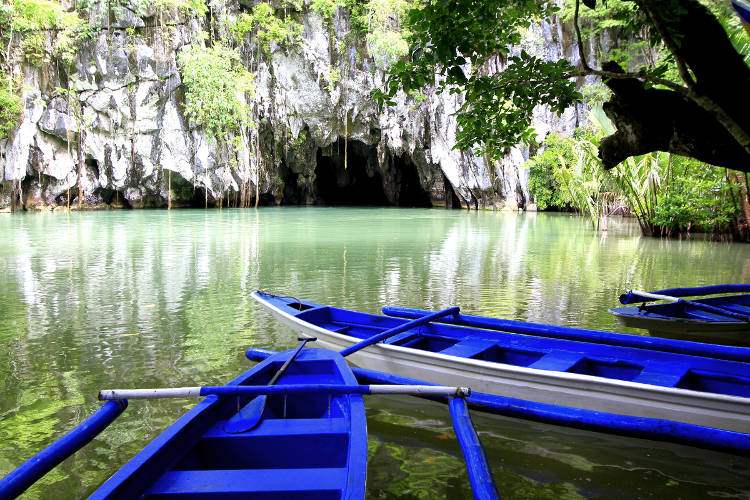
[0,1,590,211]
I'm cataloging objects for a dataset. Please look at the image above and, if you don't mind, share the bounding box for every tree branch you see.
[637,0,695,89]
[572,0,750,159]
[574,0,591,73]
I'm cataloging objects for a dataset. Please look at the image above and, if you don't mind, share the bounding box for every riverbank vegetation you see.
[527,109,749,240]
[522,1,750,240]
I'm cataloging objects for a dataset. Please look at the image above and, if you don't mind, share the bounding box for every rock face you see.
[0,3,587,211]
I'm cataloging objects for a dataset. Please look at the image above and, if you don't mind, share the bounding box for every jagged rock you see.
[113,6,146,28]
[131,46,158,80]
[0,1,588,211]
[38,103,78,141]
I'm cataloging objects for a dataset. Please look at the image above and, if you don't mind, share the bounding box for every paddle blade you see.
[223,396,266,433]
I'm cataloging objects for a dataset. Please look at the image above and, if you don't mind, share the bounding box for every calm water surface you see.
[0,207,749,499]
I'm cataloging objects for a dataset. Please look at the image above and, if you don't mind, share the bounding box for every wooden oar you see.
[223,336,316,433]
[449,397,500,500]
[339,306,460,357]
[628,290,750,322]
[620,284,750,302]
[0,401,127,499]
[98,384,471,400]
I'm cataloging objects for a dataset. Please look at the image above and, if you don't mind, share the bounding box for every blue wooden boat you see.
[92,347,367,499]
[610,285,750,345]
[0,348,368,499]
[247,348,750,454]
[252,291,750,434]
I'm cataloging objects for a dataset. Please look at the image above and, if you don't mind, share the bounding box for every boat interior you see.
[288,304,750,399]
[623,294,750,321]
[93,350,364,499]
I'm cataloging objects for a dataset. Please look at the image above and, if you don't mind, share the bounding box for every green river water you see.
[0,207,749,499]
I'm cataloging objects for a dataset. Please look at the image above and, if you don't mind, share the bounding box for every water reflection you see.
[0,208,748,498]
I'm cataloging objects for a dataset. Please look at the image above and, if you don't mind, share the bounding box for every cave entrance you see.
[85,157,100,178]
[393,154,432,207]
[313,139,432,207]
[280,164,309,205]
[166,170,208,208]
[314,139,389,206]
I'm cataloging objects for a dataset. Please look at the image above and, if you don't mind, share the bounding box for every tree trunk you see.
[10,180,17,213]
[77,131,84,208]
[600,0,750,171]
[600,62,750,171]
[168,169,172,210]
[254,130,260,208]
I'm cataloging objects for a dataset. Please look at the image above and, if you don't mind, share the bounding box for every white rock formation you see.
[0,2,587,210]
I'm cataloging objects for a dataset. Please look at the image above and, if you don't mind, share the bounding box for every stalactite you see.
[65,83,72,166]
[342,60,348,170]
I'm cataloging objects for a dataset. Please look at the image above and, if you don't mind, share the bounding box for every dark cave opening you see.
[313,139,432,207]
[85,156,100,179]
[281,167,308,205]
[314,139,389,206]
[442,174,462,209]
[170,171,210,208]
[96,188,131,208]
[393,154,432,208]
[178,186,214,208]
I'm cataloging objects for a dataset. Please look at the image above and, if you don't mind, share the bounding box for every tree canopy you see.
[375,0,750,172]
[178,43,255,142]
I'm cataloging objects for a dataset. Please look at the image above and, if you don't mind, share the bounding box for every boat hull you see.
[253,292,750,434]
[610,309,750,345]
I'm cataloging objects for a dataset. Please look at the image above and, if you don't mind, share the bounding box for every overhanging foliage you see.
[375,0,750,172]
